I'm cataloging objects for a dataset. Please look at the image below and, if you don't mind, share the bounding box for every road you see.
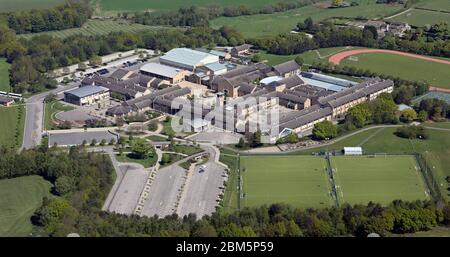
[22,82,79,149]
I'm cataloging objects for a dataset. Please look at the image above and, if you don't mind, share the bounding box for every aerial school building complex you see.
[98,46,393,141]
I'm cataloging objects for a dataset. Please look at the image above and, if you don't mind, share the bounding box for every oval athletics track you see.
[328,49,450,66]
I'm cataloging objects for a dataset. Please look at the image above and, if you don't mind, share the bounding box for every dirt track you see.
[328,49,450,65]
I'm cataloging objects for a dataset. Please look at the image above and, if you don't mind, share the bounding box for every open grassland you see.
[295,126,450,201]
[211,1,405,37]
[339,52,450,88]
[240,156,333,208]
[0,105,25,148]
[19,19,177,39]
[0,176,52,236]
[331,155,429,205]
[0,0,64,12]
[386,8,450,28]
[416,0,450,12]
[260,46,358,66]
[0,58,11,92]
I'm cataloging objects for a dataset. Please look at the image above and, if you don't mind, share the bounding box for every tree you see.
[89,55,102,67]
[313,121,337,140]
[250,130,262,147]
[400,109,417,123]
[90,139,97,146]
[236,137,245,148]
[54,176,74,196]
[251,54,262,63]
[131,139,154,159]
[332,0,344,7]
[418,110,428,122]
[286,132,299,144]
[295,56,304,66]
[77,62,87,71]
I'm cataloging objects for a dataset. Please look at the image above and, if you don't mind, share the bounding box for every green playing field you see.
[331,155,429,205]
[240,155,333,208]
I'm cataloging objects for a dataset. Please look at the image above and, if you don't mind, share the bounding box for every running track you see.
[329,49,450,66]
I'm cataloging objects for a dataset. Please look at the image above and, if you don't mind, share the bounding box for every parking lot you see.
[107,163,149,215]
[48,131,118,146]
[141,165,187,218]
[178,161,227,218]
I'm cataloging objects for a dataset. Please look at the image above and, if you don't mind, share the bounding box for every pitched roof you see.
[65,86,109,98]
[273,60,300,75]
[109,69,131,80]
[140,63,185,78]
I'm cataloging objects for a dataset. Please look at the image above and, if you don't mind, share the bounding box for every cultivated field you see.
[211,1,405,37]
[93,0,294,13]
[240,156,333,208]
[0,58,11,92]
[387,8,450,28]
[0,176,52,236]
[0,105,25,148]
[19,19,176,39]
[331,155,429,205]
[338,51,450,88]
[0,0,64,12]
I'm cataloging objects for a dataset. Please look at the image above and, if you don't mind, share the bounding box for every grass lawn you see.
[340,52,450,88]
[260,46,359,65]
[0,176,52,236]
[169,144,203,156]
[219,148,240,213]
[0,58,11,92]
[44,101,75,130]
[240,155,333,208]
[146,135,169,141]
[19,19,179,39]
[386,8,450,28]
[0,0,64,12]
[0,105,25,148]
[160,153,184,168]
[116,153,158,168]
[331,155,429,205]
[211,1,405,38]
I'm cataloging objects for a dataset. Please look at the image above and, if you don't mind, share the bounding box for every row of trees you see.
[0,24,242,93]
[343,93,398,131]
[5,0,92,34]
[133,1,321,27]
[251,20,450,58]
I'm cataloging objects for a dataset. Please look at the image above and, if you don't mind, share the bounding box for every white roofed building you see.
[160,48,219,71]
[343,147,363,156]
[140,63,190,84]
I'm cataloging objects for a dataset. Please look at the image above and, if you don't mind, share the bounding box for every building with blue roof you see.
[160,48,219,71]
[64,85,110,106]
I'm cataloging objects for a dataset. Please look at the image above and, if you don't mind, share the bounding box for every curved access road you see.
[329,49,450,66]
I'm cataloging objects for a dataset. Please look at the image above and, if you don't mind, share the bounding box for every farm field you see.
[387,8,450,28]
[331,155,429,205]
[0,176,52,236]
[44,101,75,130]
[93,0,296,13]
[0,105,25,148]
[416,0,450,12]
[339,52,450,88]
[0,58,11,92]
[19,19,177,39]
[240,156,333,208]
[0,0,64,12]
[211,1,405,37]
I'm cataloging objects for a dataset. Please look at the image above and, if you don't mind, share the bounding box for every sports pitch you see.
[240,156,333,208]
[331,155,429,205]
[239,154,430,208]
